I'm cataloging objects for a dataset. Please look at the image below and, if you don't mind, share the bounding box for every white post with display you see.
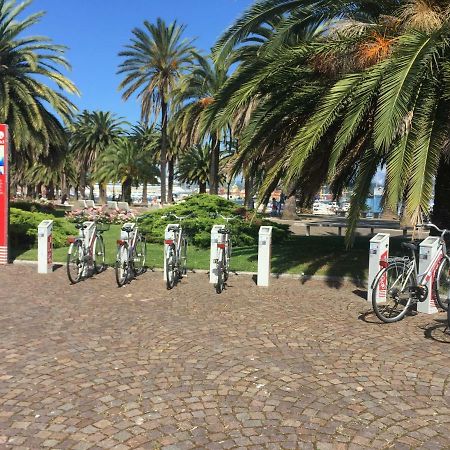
[163,224,178,281]
[38,220,53,274]
[257,226,272,287]
[210,225,225,284]
[418,237,440,314]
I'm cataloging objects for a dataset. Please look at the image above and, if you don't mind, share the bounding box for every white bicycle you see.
[163,213,190,290]
[371,223,450,323]
[213,214,237,294]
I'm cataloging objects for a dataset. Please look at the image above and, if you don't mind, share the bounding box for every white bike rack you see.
[257,226,272,287]
[368,233,390,302]
[81,221,95,277]
[38,220,53,274]
[418,237,440,314]
[163,223,179,282]
[210,225,225,284]
[120,222,136,241]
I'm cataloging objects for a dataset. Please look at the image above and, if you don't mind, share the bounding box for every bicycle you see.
[163,213,191,290]
[212,213,237,294]
[67,221,108,284]
[371,223,450,323]
[115,218,147,287]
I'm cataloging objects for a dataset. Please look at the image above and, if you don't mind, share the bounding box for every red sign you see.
[378,250,388,297]
[47,234,53,265]
[0,124,8,265]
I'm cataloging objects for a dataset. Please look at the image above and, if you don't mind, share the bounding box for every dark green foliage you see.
[11,201,66,217]
[10,208,76,249]
[139,194,290,248]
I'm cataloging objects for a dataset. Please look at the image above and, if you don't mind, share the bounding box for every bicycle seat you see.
[168,225,180,232]
[218,228,230,235]
[401,242,417,251]
[75,224,87,230]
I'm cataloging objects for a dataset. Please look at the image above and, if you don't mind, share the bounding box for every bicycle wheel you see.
[93,234,106,274]
[133,234,147,276]
[215,249,226,294]
[435,256,450,311]
[67,240,84,284]
[372,262,414,323]
[165,245,177,290]
[224,240,231,282]
[180,237,188,276]
[115,242,129,287]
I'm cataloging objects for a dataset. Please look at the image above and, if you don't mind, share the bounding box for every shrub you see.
[10,208,77,249]
[66,206,134,224]
[139,194,290,248]
[11,200,66,217]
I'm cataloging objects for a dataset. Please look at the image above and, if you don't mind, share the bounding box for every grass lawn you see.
[11,223,408,279]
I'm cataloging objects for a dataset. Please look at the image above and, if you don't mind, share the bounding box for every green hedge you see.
[11,201,66,217]
[10,208,76,249]
[139,194,290,248]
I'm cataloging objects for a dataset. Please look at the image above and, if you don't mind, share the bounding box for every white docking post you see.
[163,224,178,281]
[257,226,272,287]
[81,221,95,277]
[368,233,390,302]
[418,237,440,314]
[38,220,54,274]
[210,225,225,284]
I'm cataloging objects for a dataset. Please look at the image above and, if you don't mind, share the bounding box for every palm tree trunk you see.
[99,182,107,204]
[244,175,253,209]
[282,195,298,220]
[89,184,94,201]
[122,177,132,203]
[209,134,220,195]
[199,182,207,194]
[168,157,174,203]
[160,100,168,204]
[142,181,148,206]
[432,157,450,230]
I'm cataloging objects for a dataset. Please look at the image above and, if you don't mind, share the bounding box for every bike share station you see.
[368,232,440,315]
[38,220,53,274]
[81,221,96,276]
[209,224,226,284]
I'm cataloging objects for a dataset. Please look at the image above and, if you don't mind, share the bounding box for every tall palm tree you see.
[70,111,125,202]
[118,18,196,204]
[210,0,450,239]
[173,54,232,194]
[0,0,78,170]
[95,137,160,203]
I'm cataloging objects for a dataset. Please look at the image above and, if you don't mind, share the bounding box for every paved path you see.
[1,265,450,449]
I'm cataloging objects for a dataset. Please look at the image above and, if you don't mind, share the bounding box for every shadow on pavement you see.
[422,319,450,344]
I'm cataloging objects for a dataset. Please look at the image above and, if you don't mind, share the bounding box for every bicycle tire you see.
[372,262,414,323]
[133,234,147,276]
[93,234,106,274]
[215,249,225,294]
[435,256,450,311]
[115,243,129,287]
[224,240,231,282]
[166,245,176,290]
[67,240,84,284]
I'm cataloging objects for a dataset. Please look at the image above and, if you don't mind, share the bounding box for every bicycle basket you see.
[96,222,110,232]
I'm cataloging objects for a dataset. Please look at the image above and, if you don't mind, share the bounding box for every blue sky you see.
[28,0,254,124]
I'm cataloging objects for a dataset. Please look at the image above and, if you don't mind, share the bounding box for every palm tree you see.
[173,54,232,194]
[118,18,196,204]
[210,0,450,239]
[70,111,125,202]
[96,137,160,203]
[0,0,78,170]
[177,144,211,193]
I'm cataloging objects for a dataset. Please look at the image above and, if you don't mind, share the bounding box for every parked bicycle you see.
[67,221,108,284]
[115,218,147,287]
[371,223,450,323]
[212,213,237,294]
[163,213,191,290]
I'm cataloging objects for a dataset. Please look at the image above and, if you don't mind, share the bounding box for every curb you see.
[11,259,364,284]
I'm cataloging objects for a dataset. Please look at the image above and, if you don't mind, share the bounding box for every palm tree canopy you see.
[0,0,79,165]
[117,18,196,124]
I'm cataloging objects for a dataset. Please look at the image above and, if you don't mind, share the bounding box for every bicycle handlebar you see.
[211,212,238,223]
[416,223,449,237]
[162,213,193,221]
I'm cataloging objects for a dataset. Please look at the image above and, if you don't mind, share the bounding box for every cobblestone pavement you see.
[1,264,450,450]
